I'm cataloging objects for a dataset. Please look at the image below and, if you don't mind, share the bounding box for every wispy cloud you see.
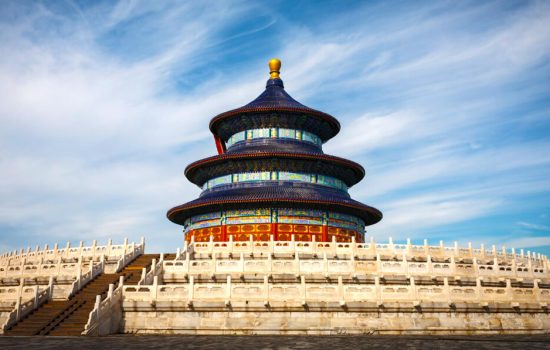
[0,0,549,255]
[517,222,550,232]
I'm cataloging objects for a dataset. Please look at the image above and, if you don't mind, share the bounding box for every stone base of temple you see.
[122,308,550,335]
[3,239,550,336]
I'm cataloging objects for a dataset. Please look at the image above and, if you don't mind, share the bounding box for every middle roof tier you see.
[185,151,366,188]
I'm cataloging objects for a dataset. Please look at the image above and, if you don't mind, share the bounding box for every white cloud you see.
[0,1,549,255]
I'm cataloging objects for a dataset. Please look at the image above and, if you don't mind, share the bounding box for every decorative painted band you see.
[185,223,363,243]
[201,171,348,192]
[226,128,322,148]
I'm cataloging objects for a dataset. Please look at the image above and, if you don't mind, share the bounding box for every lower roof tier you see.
[185,152,365,187]
[167,184,382,226]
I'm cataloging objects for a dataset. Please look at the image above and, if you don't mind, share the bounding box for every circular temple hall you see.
[167,59,382,243]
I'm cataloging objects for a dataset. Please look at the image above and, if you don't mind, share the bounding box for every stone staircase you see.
[4,254,161,336]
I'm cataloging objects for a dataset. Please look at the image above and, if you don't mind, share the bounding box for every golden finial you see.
[269,58,281,79]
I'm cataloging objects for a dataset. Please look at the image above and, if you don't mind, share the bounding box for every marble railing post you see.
[188,276,194,305]
[263,275,269,305]
[152,276,158,299]
[91,240,97,260]
[300,275,306,306]
[48,276,54,296]
[375,276,381,306]
[476,277,482,301]
[33,285,39,309]
[56,256,62,277]
[267,252,273,273]
[225,275,231,305]
[140,268,146,285]
[505,278,512,300]
[443,277,451,305]
[338,276,345,306]
[448,256,456,275]
[107,239,112,257]
[65,241,71,259]
[108,283,114,299]
[77,256,83,289]
[94,294,101,320]
[534,279,541,304]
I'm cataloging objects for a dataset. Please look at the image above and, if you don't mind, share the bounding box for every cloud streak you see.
[0,0,549,255]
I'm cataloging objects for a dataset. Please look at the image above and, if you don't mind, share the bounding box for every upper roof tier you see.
[209,59,341,142]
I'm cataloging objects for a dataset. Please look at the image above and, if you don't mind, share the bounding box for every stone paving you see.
[0,335,550,350]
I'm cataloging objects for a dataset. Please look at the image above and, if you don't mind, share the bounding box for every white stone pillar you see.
[300,275,306,306]
[264,275,269,306]
[338,275,345,306]
[226,275,231,305]
[375,276,381,306]
[65,241,71,259]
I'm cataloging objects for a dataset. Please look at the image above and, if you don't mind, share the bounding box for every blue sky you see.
[0,0,549,255]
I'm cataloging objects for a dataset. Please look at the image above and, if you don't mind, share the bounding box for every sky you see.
[0,0,549,255]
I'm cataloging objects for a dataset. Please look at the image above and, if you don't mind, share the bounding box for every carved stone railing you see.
[122,277,550,310]
[82,276,125,336]
[138,254,164,286]
[67,257,106,298]
[114,241,145,273]
[0,278,54,333]
[185,238,547,267]
[163,253,549,280]
[0,259,90,279]
[0,237,145,266]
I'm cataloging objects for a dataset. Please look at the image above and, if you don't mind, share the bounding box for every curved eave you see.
[209,107,341,142]
[184,152,365,187]
[167,198,382,227]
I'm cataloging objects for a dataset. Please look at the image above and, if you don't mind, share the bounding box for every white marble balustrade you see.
[122,276,550,308]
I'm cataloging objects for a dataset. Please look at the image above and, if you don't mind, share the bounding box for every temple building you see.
[167,59,382,243]
[1,59,550,336]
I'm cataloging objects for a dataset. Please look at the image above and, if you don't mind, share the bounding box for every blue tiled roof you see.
[209,78,341,142]
[167,183,383,226]
[243,78,312,110]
